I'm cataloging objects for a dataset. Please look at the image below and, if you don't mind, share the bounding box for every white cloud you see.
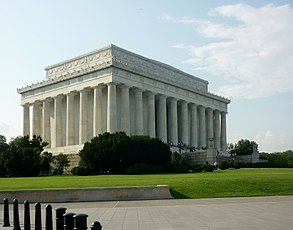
[171,4,293,99]
[255,130,292,152]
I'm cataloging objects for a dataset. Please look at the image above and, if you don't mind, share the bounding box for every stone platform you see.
[0,185,172,203]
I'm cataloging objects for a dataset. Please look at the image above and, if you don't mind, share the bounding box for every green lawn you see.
[1,168,293,199]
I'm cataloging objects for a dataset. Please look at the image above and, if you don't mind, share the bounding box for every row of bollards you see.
[3,198,102,230]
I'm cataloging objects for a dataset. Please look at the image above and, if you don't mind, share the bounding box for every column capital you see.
[189,103,197,109]
[65,91,77,96]
[178,99,187,105]
[106,82,118,87]
[213,109,220,115]
[132,87,143,93]
[22,103,31,108]
[54,94,65,99]
[156,94,167,100]
[145,90,155,97]
[168,97,177,102]
[118,84,130,89]
[78,87,91,93]
[206,107,213,112]
[94,84,106,89]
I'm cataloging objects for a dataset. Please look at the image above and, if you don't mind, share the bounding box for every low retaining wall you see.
[0,185,172,203]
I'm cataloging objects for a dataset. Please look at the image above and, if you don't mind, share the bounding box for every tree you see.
[78,132,171,175]
[52,154,70,175]
[260,150,293,167]
[230,139,258,156]
[4,135,47,177]
[79,132,129,174]
[0,135,8,176]
[40,152,53,175]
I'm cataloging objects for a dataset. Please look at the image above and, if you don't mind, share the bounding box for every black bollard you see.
[13,199,20,230]
[63,212,76,230]
[46,204,53,230]
[3,198,10,227]
[35,202,42,230]
[73,213,88,230]
[55,207,67,230]
[24,201,31,230]
[91,221,102,230]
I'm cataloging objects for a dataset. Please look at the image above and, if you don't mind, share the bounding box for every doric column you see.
[93,86,103,136]
[66,92,76,146]
[54,95,63,147]
[120,85,130,135]
[198,105,206,148]
[214,110,220,151]
[107,83,117,133]
[147,91,156,138]
[220,111,227,151]
[206,108,214,148]
[79,89,88,144]
[168,98,178,145]
[134,88,143,135]
[190,103,198,148]
[157,94,167,143]
[32,101,41,137]
[42,98,51,146]
[23,103,30,137]
[180,100,188,145]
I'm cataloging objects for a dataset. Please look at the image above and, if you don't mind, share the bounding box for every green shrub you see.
[204,164,216,172]
[219,161,230,170]
[126,163,163,174]
[71,166,93,176]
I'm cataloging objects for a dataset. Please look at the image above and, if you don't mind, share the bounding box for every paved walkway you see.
[1,196,293,229]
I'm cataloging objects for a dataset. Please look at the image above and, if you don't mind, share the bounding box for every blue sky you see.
[0,0,292,152]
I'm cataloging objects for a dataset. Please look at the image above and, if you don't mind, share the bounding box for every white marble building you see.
[18,44,230,163]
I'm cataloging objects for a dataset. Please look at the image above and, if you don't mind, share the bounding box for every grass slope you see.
[1,168,293,199]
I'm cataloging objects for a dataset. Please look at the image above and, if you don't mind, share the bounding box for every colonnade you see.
[22,82,227,151]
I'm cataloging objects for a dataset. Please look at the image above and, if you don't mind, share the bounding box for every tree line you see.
[1,133,292,177]
[0,135,69,177]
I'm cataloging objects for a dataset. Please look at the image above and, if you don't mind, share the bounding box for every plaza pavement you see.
[1,196,293,229]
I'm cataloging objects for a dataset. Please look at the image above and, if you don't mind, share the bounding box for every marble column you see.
[66,92,75,146]
[93,86,103,136]
[157,95,167,143]
[198,105,206,148]
[54,95,63,147]
[168,97,178,145]
[214,110,220,151]
[190,103,198,148]
[220,111,227,151]
[180,101,188,145]
[120,85,130,135]
[147,91,156,138]
[23,103,30,137]
[32,101,41,137]
[107,83,117,133]
[42,98,51,146]
[79,89,88,144]
[134,88,143,135]
[206,108,214,148]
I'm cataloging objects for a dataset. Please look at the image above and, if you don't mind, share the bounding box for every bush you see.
[167,152,190,173]
[126,163,163,174]
[71,166,92,176]
[79,132,171,175]
[190,163,204,173]
[218,161,231,170]
[204,164,216,172]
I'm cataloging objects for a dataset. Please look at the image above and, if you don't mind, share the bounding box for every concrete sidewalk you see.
[1,196,293,229]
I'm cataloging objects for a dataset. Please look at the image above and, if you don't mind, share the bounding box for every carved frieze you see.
[45,48,112,80]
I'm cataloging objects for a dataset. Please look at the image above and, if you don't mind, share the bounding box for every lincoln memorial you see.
[17,44,230,163]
